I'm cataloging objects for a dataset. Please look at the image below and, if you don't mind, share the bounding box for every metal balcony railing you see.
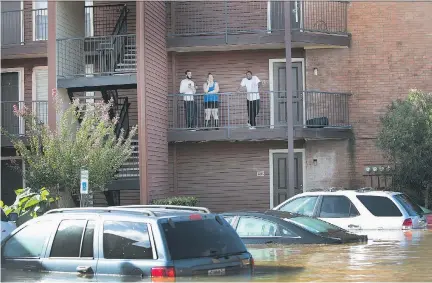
[1,101,48,136]
[166,1,349,38]
[1,8,48,46]
[168,91,350,130]
[57,34,136,78]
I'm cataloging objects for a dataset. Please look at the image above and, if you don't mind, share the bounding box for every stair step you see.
[123,58,136,62]
[118,167,139,172]
[114,69,136,73]
[117,63,137,67]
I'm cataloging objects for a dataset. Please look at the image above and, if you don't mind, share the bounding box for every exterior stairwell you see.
[114,38,136,74]
[115,139,139,179]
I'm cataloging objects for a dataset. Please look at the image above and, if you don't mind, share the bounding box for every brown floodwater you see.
[2,229,432,282]
[250,229,432,282]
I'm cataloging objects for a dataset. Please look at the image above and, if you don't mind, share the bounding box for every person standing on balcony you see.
[203,73,220,130]
[180,70,197,131]
[238,71,262,129]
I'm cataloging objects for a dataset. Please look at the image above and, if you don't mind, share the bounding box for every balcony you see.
[56,34,137,90]
[168,91,352,142]
[1,101,48,146]
[1,8,48,59]
[166,1,350,51]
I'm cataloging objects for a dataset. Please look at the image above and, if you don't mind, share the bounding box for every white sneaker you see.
[249,126,256,130]
[247,123,251,127]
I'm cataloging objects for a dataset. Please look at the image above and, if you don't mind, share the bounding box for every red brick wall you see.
[305,2,432,186]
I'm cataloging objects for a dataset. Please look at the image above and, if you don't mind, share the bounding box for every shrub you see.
[150,196,198,206]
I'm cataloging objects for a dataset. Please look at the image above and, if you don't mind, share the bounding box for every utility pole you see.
[284,1,295,198]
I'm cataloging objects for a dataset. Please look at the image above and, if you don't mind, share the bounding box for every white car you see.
[273,189,427,231]
[1,208,17,242]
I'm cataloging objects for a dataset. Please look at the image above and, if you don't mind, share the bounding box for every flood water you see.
[2,229,432,282]
[251,229,432,282]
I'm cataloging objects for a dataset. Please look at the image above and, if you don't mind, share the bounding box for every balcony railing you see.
[1,8,48,46]
[57,34,136,78]
[1,101,48,136]
[168,91,350,130]
[167,1,349,38]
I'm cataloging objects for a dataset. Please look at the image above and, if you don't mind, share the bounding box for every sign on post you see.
[80,169,89,195]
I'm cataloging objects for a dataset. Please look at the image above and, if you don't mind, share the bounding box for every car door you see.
[1,219,57,273]
[42,218,98,279]
[276,196,320,217]
[235,216,282,245]
[317,195,362,230]
[95,219,155,281]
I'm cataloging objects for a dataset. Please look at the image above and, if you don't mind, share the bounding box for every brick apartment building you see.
[1,1,431,212]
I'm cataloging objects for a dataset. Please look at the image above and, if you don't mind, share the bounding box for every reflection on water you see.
[2,230,432,282]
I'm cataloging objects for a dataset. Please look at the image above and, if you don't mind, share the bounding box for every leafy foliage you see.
[377,90,432,205]
[1,188,58,224]
[1,94,138,206]
[150,196,198,206]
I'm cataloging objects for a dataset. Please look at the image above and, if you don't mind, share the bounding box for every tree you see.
[377,89,432,208]
[2,94,138,208]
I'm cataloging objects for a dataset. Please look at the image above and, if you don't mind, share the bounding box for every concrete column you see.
[284,1,295,198]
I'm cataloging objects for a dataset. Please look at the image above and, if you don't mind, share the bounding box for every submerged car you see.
[221,210,367,245]
[1,206,253,281]
[420,205,432,226]
[1,208,17,242]
[273,189,427,231]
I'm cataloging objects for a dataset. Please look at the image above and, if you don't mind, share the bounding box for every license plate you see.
[208,268,226,276]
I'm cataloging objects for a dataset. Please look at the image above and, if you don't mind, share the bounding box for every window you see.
[85,1,94,37]
[357,196,403,217]
[50,220,95,258]
[236,217,278,237]
[162,218,246,260]
[393,194,424,217]
[319,196,360,218]
[279,227,298,238]
[223,216,235,226]
[278,196,318,216]
[33,1,48,41]
[103,221,153,260]
[3,221,53,258]
[288,217,343,235]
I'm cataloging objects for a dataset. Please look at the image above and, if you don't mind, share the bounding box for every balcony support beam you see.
[284,1,296,199]
[47,1,56,130]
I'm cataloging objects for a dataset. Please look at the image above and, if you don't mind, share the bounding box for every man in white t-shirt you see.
[179,70,197,130]
[239,71,262,129]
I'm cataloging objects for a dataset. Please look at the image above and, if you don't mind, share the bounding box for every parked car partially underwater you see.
[1,205,254,282]
[1,208,17,242]
[222,210,368,245]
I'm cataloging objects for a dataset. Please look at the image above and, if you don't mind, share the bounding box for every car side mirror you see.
[7,213,18,222]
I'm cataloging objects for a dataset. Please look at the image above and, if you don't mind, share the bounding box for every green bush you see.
[150,196,198,206]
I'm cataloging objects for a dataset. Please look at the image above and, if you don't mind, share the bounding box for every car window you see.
[223,216,235,226]
[1,208,7,222]
[236,216,278,237]
[278,196,318,216]
[319,196,360,218]
[161,218,246,260]
[393,194,424,217]
[103,221,153,260]
[356,195,403,217]
[288,217,343,234]
[81,221,95,258]
[51,220,86,257]
[279,226,299,237]
[3,220,54,258]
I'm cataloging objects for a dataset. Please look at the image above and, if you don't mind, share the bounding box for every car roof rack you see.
[45,207,156,216]
[111,205,211,214]
[309,187,344,192]
[355,187,375,193]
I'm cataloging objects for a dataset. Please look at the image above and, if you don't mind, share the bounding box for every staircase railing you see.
[115,97,130,139]
[110,4,129,74]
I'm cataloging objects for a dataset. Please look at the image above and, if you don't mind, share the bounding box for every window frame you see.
[101,220,157,260]
[277,196,320,217]
[317,195,360,219]
[47,219,96,259]
[2,219,57,259]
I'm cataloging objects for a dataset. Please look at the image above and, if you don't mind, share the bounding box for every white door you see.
[33,67,48,125]
[316,195,363,231]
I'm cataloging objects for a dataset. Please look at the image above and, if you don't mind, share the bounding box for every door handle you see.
[348,224,360,229]
[76,266,93,274]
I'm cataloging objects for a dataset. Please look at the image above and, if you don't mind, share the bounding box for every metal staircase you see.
[115,38,136,73]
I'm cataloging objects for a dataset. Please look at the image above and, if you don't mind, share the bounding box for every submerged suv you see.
[273,189,427,231]
[1,206,253,282]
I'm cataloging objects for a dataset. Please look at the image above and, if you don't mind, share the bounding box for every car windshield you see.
[287,216,344,234]
[161,218,247,260]
[393,194,424,217]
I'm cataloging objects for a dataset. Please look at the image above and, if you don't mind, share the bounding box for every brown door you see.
[1,72,20,135]
[1,1,22,45]
[272,152,303,207]
[269,1,301,32]
[273,61,303,126]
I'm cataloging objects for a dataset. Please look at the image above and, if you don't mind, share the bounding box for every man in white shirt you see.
[238,71,262,129]
[179,70,197,130]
